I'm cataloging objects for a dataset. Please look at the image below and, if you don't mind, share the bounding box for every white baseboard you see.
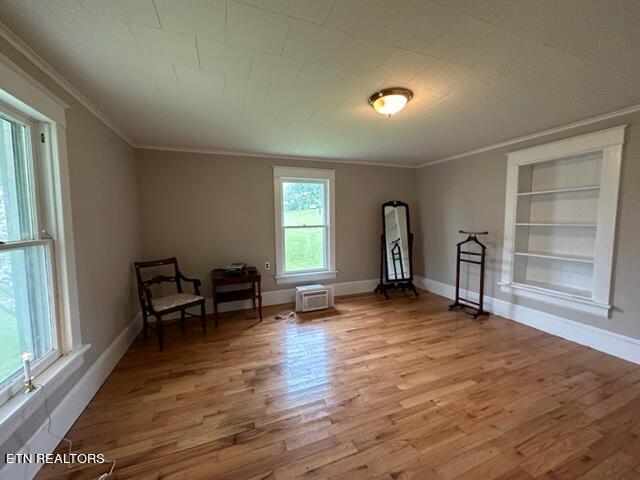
[168,278,380,316]
[415,276,640,365]
[0,314,142,480]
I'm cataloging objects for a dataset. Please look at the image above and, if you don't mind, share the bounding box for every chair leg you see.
[156,315,164,351]
[200,302,207,334]
[142,312,148,341]
[180,309,186,332]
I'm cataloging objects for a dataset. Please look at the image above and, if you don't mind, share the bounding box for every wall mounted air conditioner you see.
[295,284,334,312]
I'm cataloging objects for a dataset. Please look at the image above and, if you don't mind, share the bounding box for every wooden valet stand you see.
[448,230,490,318]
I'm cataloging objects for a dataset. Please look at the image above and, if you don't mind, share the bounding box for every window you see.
[0,105,58,399]
[274,166,336,284]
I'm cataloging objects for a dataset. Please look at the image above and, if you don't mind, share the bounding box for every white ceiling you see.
[1,0,640,166]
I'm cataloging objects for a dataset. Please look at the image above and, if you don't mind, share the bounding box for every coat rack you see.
[448,230,489,318]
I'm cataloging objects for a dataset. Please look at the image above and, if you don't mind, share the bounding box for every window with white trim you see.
[0,103,59,400]
[273,167,336,284]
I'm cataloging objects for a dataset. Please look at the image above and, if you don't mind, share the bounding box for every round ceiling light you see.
[368,87,413,117]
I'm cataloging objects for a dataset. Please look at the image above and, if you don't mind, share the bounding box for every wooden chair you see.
[134,258,206,351]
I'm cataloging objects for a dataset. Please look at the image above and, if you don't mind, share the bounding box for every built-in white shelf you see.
[517,185,600,196]
[514,251,595,264]
[500,126,626,316]
[515,223,598,227]
[512,280,592,300]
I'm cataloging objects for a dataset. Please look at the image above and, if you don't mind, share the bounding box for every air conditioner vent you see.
[295,285,334,312]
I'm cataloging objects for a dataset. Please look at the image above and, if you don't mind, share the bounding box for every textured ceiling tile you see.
[506,40,640,103]
[225,74,270,104]
[50,6,141,57]
[174,65,225,93]
[41,0,84,8]
[438,0,640,79]
[326,0,460,52]
[424,16,522,74]
[282,20,394,74]
[154,0,226,41]
[227,0,292,54]
[250,51,302,85]
[325,0,405,39]
[410,60,495,95]
[118,56,179,92]
[294,64,345,91]
[197,37,253,75]
[374,49,435,83]
[130,24,199,67]
[258,0,335,23]
[386,0,462,51]
[262,83,333,120]
[470,77,534,104]
[79,0,160,27]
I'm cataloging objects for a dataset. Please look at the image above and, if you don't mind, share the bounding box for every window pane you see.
[283,181,325,226]
[0,245,54,386]
[0,115,35,242]
[284,227,325,271]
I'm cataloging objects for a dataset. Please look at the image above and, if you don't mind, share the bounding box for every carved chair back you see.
[134,257,185,313]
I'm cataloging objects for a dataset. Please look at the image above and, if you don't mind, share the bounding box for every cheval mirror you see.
[375,200,419,298]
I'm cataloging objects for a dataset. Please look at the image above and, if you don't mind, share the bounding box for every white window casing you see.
[0,53,85,417]
[273,166,337,285]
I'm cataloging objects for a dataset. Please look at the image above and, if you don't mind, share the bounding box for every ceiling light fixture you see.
[368,87,413,117]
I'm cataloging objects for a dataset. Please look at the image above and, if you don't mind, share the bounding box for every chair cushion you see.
[152,293,204,312]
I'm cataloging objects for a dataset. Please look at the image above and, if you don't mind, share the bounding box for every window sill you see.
[275,270,338,285]
[0,344,90,446]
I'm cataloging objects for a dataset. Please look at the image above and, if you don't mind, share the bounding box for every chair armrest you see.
[143,287,157,314]
[178,273,202,295]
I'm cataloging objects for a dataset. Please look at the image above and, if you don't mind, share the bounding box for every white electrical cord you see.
[38,383,116,479]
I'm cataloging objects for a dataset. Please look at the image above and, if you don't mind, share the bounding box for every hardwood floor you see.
[36,291,640,480]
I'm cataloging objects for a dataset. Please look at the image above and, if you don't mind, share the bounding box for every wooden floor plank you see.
[33,291,640,480]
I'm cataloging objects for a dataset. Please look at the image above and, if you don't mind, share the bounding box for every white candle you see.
[21,352,33,380]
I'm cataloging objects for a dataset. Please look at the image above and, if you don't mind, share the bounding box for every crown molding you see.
[133,143,418,168]
[0,21,134,146]
[419,103,640,168]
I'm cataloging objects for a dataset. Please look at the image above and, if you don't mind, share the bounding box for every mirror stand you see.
[374,200,419,299]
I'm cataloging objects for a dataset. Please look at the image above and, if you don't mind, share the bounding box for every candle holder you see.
[23,378,37,393]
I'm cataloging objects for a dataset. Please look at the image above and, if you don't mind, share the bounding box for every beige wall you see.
[0,38,140,456]
[417,110,640,340]
[136,149,418,296]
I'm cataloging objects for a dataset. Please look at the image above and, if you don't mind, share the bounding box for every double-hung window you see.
[273,167,336,284]
[0,104,58,401]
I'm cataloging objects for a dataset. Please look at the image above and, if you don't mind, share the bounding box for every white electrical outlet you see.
[264,261,271,270]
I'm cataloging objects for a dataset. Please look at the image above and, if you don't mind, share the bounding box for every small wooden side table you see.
[211,268,262,327]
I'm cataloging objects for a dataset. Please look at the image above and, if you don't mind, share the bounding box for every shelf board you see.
[216,288,256,303]
[515,223,597,227]
[514,251,594,264]
[517,185,600,196]
[512,279,592,299]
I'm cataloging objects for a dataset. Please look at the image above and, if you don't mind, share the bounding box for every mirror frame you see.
[381,200,413,283]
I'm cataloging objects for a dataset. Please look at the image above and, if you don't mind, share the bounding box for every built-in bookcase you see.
[500,126,626,316]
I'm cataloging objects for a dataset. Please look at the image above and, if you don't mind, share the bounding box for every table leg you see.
[212,286,219,328]
[257,279,263,321]
[252,281,257,309]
